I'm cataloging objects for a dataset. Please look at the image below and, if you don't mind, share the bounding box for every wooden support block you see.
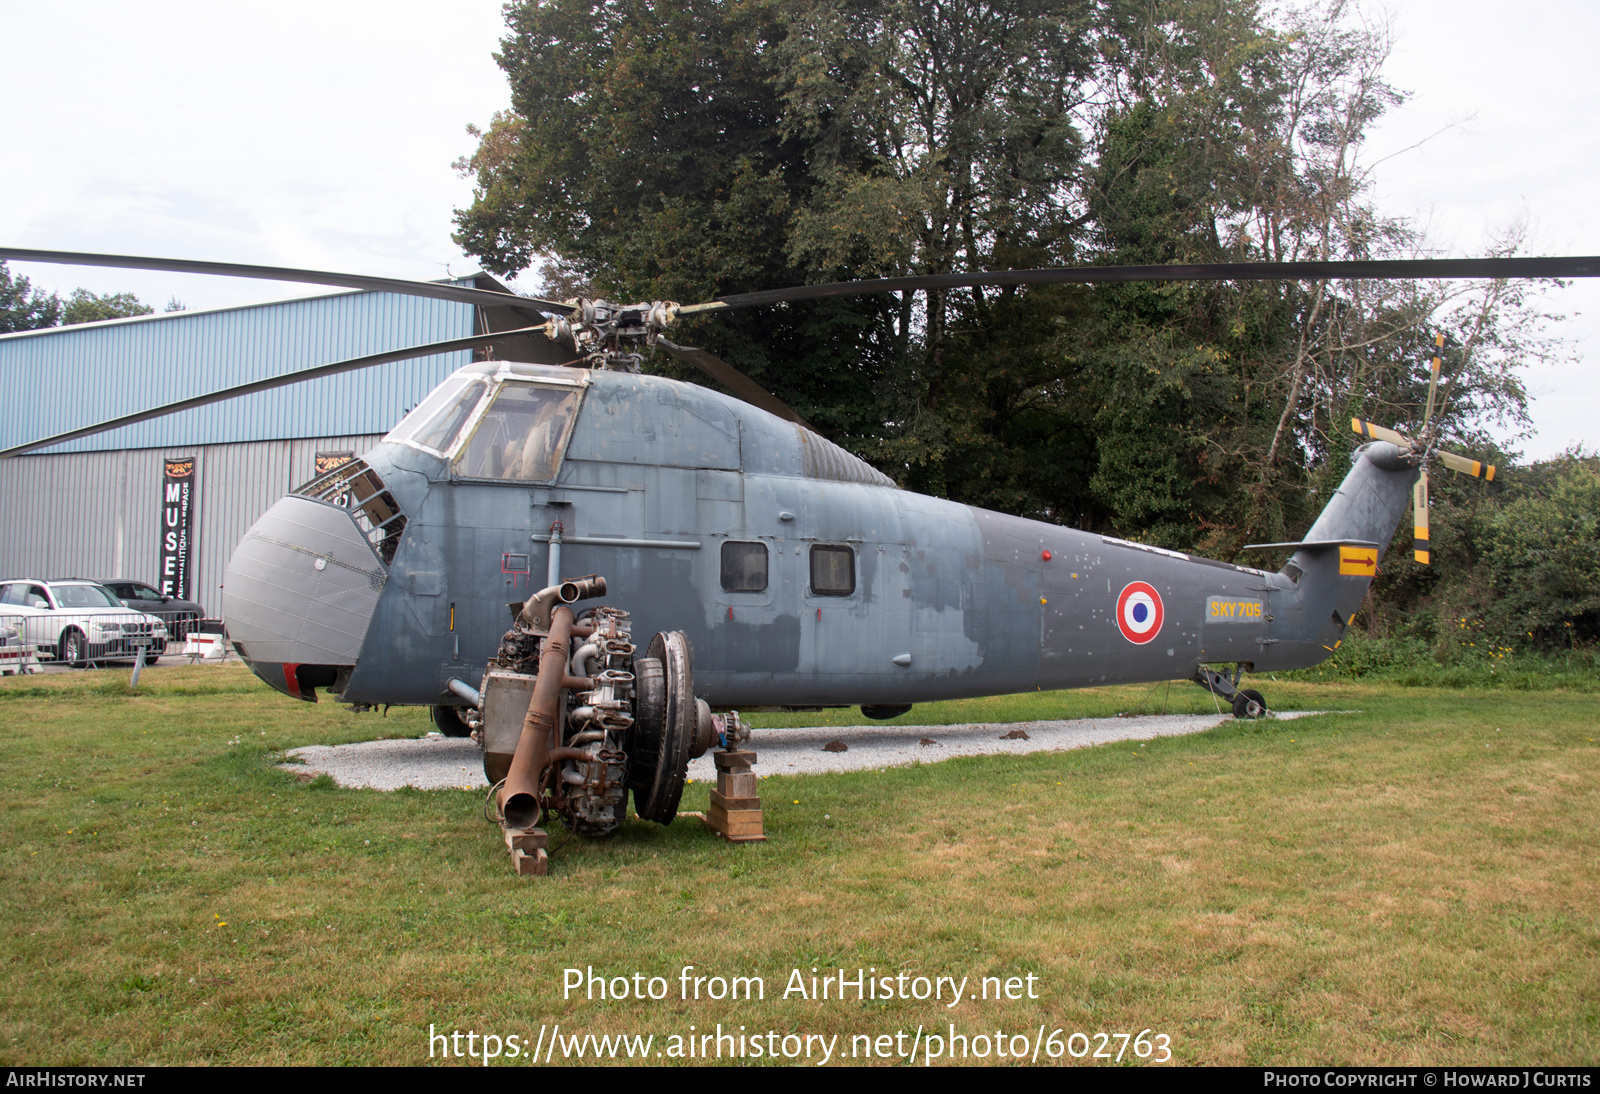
[714,749,757,773]
[704,747,765,842]
[511,847,549,876]
[504,826,548,854]
[503,825,550,875]
[718,771,758,798]
[707,802,765,839]
[710,788,760,812]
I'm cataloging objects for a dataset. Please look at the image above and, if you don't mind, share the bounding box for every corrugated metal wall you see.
[0,434,383,614]
[0,288,475,455]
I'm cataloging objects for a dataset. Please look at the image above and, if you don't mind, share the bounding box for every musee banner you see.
[159,456,196,599]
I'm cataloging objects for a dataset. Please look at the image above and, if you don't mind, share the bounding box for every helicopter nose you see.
[222,494,390,701]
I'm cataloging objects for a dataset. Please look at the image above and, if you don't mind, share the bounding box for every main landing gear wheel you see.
[431,704,474,738]
[628,631,695,824]
[1232,689,1268,719]
[861,704,912,720]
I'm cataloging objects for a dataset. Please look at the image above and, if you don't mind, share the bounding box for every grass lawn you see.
[1,664,1596,1065]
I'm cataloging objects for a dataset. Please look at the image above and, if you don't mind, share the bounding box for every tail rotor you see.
[1350,333,1497,566]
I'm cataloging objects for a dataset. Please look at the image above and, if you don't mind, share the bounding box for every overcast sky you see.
[2,0,1594,461]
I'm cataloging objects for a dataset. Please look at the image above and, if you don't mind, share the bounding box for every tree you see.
[453,0,901,441]
[453,0,1570,572]
[772,0,1102,494]
[0,261,63,333]
[61,288,154,325]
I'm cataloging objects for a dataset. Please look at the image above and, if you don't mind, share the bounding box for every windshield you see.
[384,376,489,454]
[453,382,582,481]
[54,584,124,608]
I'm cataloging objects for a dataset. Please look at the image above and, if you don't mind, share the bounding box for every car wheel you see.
[59,629,87,668]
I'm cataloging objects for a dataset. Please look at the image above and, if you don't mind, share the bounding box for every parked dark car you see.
[98,580,207,641]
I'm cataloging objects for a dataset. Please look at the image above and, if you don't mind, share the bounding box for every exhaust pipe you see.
[499,606,575,829]
[498,577,610,831]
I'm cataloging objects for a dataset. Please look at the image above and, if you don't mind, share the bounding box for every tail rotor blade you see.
[1413,471,1431,565]
[1437,450,1496,480]
[1423,332,1443,438]
[1351,418,1416,449]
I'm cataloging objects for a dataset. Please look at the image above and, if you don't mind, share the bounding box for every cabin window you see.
[385,376,487,454]
[809,545,855,596]
[720,542,768,593]
[453,382,582,482]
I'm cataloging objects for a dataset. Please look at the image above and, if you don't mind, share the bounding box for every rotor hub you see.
[543,298,679,372]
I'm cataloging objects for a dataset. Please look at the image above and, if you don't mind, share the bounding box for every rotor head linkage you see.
[542,298,679,372]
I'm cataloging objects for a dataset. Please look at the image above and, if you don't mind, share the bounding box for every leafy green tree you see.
[452,0,899,441]
[61,288,154,325]
[0,261,63,333]
[452,0,1571,596]
[771,0,1103,494]
[1365,452,1600,655]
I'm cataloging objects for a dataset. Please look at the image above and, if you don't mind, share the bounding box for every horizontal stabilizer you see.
[1241,540,1380,551]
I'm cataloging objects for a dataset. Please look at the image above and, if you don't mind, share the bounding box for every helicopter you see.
[4,247,1596,843]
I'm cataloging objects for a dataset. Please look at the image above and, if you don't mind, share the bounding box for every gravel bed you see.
[282,710,1329,791]
[283,734,489,791]
[688,709,1327,779]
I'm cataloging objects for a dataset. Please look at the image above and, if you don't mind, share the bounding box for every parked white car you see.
[0,579,169,666]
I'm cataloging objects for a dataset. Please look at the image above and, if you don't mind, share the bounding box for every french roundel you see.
[1116,581,1164,644]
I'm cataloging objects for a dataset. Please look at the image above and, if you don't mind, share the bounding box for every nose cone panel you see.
[223,495,389,665]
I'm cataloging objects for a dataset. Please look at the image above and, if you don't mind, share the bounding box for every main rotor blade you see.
[0,326,544,458]
[655,338,813,429]
[677,255,1600,315]
[0,247,574,319]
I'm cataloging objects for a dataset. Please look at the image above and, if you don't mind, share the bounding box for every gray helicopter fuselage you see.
[222,361,1414,708]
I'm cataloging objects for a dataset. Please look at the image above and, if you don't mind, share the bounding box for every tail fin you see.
[1300,441,1418,558]
[1245,441,1418,670]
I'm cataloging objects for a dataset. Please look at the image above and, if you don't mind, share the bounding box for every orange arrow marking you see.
[1339,546,1379,575]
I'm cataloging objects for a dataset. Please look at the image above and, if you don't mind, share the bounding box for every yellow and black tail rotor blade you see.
[1437,450,1496,480]
[1413,470,1431,565]
[1351,418,1416,449]
[1422,332,1443,436]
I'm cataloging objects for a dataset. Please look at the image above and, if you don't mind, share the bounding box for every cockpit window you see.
[384,376,488,454]
[453,382,582,482]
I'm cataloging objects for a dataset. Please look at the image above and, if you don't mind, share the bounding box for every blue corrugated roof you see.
[0,284,479,454]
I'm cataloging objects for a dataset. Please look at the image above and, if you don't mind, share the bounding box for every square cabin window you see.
[720,541,768,593]
[810,544,855,596]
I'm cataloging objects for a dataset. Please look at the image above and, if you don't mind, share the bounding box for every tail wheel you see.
[1232,689,1268,719]
[628,631,695,824]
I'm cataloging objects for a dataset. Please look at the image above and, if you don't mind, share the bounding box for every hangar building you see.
[0,275,535,616]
